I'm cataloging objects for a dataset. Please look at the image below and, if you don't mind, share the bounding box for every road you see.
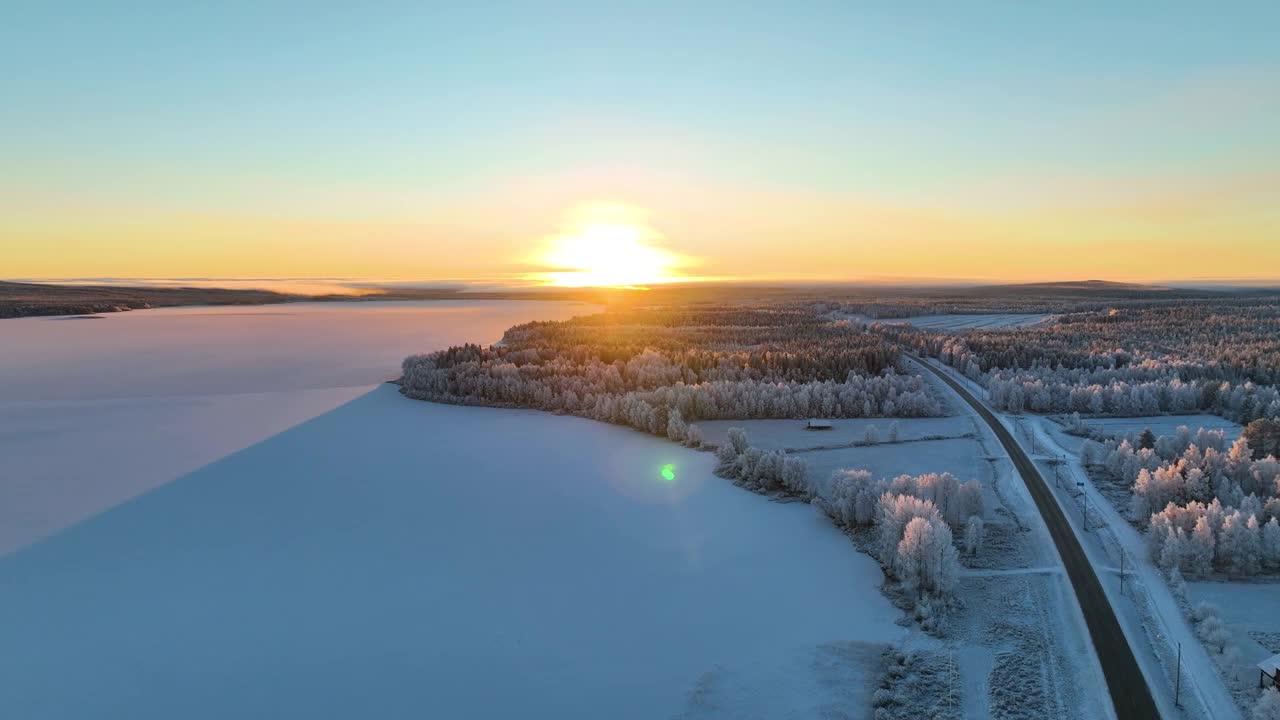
[912,356,1162,720]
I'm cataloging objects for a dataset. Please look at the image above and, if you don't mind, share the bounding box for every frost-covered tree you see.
[877,494,943,562]
[1188,516,1215,577]
[685,423,704,448]
[1263,517,1280,572]
[887,420,900,443]
[964,515,984,556]
[865,425,880,444]
[821,468,879,527]
[716,442,740,473]
[1167,564,1187,598]
[895,515,959,600]
[666,408,688,443]
[1218,511,1260,576]
[781,456,810,495]
[1158,527,1187,573]
[1196,609,1230,653]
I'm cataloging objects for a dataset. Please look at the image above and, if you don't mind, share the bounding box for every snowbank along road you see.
[911,356,1162,720]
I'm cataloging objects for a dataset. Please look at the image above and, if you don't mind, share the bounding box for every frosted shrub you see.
[1252,689,1280,720]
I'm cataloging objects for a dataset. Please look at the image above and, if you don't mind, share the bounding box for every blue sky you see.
[3,2,1278,282]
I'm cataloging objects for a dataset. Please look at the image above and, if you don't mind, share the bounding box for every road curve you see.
[912,356,1162,720]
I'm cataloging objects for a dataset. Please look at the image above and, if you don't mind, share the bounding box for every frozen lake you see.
[0,300,904,719]
[0,300,595,554]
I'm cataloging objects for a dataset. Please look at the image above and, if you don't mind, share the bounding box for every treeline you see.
[702,427,982,625]
[1083,426,1280,578]
[898,298,1280,383]
[870,297,1280,426]
[899,312,1280,422]
[401,307,943,437]
[982,367,1280,422]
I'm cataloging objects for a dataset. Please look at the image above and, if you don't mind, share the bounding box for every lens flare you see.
[660,464,676,482]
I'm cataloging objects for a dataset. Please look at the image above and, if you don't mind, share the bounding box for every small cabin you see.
[805,419,833,430]
[1261,653,1280,689]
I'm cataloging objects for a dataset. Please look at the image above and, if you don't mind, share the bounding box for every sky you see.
[3,1,1279,286]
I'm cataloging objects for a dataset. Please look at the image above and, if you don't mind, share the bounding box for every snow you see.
[1186,582,1280,683]
[1018,406,1244,720]
[1261,654,1280,675]
[905,358,1118,720]
[0,300,595,555]
[844,313,1053,330]
[696,417,973,452]
[0,385,905,719]
[1073,415,1243,441]
[803,438,991,496]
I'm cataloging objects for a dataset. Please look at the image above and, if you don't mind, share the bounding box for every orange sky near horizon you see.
[6,169,1278,286]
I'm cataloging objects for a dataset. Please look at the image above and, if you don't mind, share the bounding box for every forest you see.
[401,305,943,442]
[883,294,1280,422]
[1082,421,1280,579]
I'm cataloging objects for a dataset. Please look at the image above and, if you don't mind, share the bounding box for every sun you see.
[530,204,690,287]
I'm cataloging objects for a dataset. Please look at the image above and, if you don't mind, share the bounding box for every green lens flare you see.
[660,464,676,482]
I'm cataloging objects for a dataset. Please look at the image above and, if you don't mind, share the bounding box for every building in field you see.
[1261,653,1280,689]
[805,419,833,430]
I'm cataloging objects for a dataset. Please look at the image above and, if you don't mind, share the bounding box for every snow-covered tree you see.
[781,456,809,495]
[1167,564,1187,598]
[964,515,984,556]
[1263,517,1280,572]
[895,515,959,600]
[865,425,880,444]
[1158,527,1187,573]
[1188,516,1215,577]
[685,423,704,448]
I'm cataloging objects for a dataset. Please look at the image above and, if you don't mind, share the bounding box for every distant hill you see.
[971,279,1169,293]
[0,280,610,319]
[0,280,313,319]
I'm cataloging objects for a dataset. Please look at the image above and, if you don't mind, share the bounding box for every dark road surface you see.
[912,357,1162,720]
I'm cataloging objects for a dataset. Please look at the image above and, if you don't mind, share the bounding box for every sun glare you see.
[531,204,689,287]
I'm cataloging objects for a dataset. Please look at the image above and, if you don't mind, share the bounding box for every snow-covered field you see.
[1185,582,1280,702]
[803,438,990,496]
[846,313,1053,330]
[703,367,1113,718]
[0,300,595,554]
[696,416,972,451]
[1073,414,1243,441]
[0,385,904,719]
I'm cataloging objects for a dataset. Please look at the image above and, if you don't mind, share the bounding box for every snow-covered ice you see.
[0,385,904,719]
[0,300,595,554]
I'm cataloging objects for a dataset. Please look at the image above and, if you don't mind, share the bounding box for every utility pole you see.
[1120,553,1126,596]
[1175,642,1182,708]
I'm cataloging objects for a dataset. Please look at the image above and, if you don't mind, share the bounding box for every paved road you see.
[912,357,1162,720]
